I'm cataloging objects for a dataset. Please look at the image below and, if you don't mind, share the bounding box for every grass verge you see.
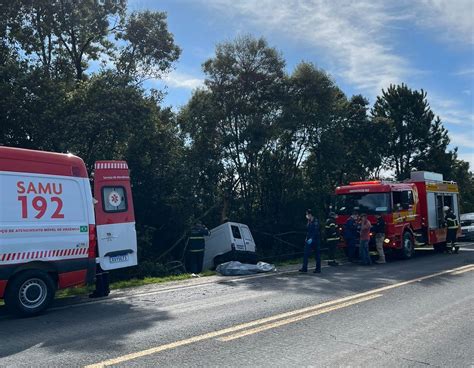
[56,270,217,299]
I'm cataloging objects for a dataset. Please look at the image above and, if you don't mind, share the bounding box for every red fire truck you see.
[334,171,461,259]
[0,147,138,316]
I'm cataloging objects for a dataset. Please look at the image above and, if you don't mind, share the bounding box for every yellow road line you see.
[84,293,381,368]
[218,294,382,342]
[450,266,474,275]
[85,263,473,368]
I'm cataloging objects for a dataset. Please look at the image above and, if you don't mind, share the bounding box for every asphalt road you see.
[1,243,473,368]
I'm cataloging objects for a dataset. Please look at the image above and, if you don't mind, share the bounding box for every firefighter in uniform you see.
[344,212,359,262]
[444,206,460,254]
[325,212,340,266]
[187,222,210,274]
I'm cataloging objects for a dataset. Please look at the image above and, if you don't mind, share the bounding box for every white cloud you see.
[162,70,204,90]
[449,132,474,149]
[457,152,474,170]
[200,0,412,97]
[414,0,474,45]
[429,95,474,126]
[454,68,474,77]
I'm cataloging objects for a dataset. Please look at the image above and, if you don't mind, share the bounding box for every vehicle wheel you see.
[400,232,415,259]
[4,270,56,317]
[433,243,447,253]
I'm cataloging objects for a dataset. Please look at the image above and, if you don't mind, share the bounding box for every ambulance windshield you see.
[335,193,391,215]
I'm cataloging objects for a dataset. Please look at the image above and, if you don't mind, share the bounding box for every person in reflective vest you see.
[325,212,340,266]
[444,207,459,254]
[187,222,210,274]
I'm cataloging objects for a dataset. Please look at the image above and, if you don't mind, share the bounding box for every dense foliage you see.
[1,1,472,277]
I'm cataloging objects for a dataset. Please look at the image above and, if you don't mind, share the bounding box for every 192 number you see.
[18,196,64,219]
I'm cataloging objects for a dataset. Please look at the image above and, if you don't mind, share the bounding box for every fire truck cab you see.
[334,171,461,259]
[0,147,138,316]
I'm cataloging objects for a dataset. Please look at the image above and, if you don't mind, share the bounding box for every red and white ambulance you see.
[0,146,137,316]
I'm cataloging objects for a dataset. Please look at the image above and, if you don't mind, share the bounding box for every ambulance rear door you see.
[93,161,137,270]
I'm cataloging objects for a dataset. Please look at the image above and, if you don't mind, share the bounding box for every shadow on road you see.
[0,299,171,359]
[216,245,474,299]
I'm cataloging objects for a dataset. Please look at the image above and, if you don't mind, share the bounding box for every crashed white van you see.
[202,222,257,270]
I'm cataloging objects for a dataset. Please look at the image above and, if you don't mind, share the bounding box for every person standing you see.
[444,207,460,254]
[325,212,340,266]
[89,264,110,298]
[359,214,372,265]
[373,214,386,264]
[344,212,359,262]
[187,222,210,274]
[299,209,321,274]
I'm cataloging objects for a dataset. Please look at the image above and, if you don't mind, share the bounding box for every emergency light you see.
[349,181,381,185]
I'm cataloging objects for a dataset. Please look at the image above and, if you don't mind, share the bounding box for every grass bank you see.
[56,270,216,299]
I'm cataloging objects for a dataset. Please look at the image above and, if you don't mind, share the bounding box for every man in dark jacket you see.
[343,212,359,262]
[300,209,321,273]
[325,212,340,266]
[444,207,459,254]
[187,222,210,274]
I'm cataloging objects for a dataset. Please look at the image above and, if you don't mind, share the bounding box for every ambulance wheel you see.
[5,270,56,317]
[400,232,414,259]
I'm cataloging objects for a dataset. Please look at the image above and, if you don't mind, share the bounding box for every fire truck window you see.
[336,193,390,215]
[102,186,128,213]
[443,196,453,210]
[436,195,444,227]
[407,191,414,205]
[392,192,402,210]
[393,191,413,210]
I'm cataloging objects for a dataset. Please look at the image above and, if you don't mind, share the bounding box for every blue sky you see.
[128,0,473,170]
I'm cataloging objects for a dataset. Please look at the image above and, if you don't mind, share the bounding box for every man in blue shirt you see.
[299,209,321,273]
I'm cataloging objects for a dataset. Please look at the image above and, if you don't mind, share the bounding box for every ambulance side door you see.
[93,161,137,270]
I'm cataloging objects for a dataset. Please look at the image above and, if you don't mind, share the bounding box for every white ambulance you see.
[0,147,138,316]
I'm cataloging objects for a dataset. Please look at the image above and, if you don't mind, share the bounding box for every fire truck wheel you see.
[401,232,415,259]
[5,270,56,317]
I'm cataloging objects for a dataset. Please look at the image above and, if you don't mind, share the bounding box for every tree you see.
[4,0,126,80]
[202,35,286,219]
[178,89,224,222]
[287,62,346,216]
[412,116,457,176]
[372,84,435,179]
[116,11,181,82]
